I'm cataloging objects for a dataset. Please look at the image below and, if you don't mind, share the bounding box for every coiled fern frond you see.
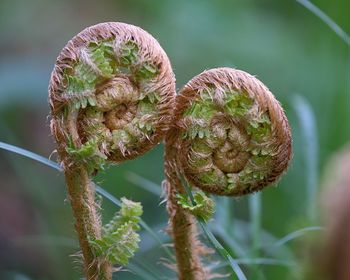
[50,22,176,170]
[164,67,292,279]
[48,22,175,279]
[171,67,292,196]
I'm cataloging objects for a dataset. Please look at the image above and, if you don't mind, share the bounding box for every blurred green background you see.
[0,0,349,279]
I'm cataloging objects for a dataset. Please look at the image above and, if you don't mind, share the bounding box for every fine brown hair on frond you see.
[171,67,292,196]
[49,22,176,168]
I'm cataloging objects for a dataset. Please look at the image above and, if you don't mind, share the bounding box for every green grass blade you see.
[126,171,161,196]
[211,258,296,270]
[198,220,247,280]
[296,0,350,47]
[272,226,324,248]
[0,141,174,261]
[235,258,295,266]
[214,196,246,258]
[127,261,163,280]
[248,193,263,279]
[124,263,158,280]
[292,95,319,221]
[249,193,262,255]
[95,186,122,207]
[182,181,247,280]
[0,141,60,170]
[138,220,174,261]
[216,196,234,236]
[211,226,246,259]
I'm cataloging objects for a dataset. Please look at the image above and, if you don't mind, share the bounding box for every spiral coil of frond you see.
[49,22,176,170]
[170,67,291,196]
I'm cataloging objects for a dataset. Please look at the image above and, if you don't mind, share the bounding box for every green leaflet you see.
[66,138,107,171]
[176,191,215,222]
[135,62,159,80]
[138,99,157,114]
[71,96,96,110]
[185,124,211,140]
[184,100,216,120]
[117,40,159,79]
[90,222,140,265]
[224,91,253,116]
[118,41,139,66]
[90,198,143,266]
[104,198,143,234]
[198,169,221,185]
[64,41,115,100]
[65,75,88,94]
[89,43,114,77]
[182,90,253,141]
[238,168,267,185]
[247,113,271,140]
[139,91,161,104]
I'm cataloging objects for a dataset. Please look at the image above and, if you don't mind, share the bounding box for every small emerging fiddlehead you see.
[165,67,292,279]
[49,22,175,279]
[89,198,143,266]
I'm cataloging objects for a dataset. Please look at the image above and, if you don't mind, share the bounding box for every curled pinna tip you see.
[49,22,176,170]
[171,67,292,196]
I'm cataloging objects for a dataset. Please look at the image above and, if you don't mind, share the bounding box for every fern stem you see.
[64,166,112,279]
[164,133,208,280]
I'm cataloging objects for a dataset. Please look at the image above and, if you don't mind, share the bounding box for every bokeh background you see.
[0,0,349,279]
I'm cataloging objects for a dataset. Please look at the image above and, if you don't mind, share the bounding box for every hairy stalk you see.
[164,67,292,279]
[64,167,111,279]
[164,133,211,279]
[49,22,175,279]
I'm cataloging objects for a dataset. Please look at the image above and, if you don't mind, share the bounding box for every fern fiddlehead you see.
[49,22,175,279]
[164,67,292,279]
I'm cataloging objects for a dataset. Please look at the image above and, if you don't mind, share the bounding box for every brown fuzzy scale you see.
[164,67,292,279]
[49,22,175,279]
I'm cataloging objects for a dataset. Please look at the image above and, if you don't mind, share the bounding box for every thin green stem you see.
[271,226,324,248]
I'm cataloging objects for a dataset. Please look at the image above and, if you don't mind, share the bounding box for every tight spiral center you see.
[104,102,137,130]
[94,77,139,131]
[213,125,250,173]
